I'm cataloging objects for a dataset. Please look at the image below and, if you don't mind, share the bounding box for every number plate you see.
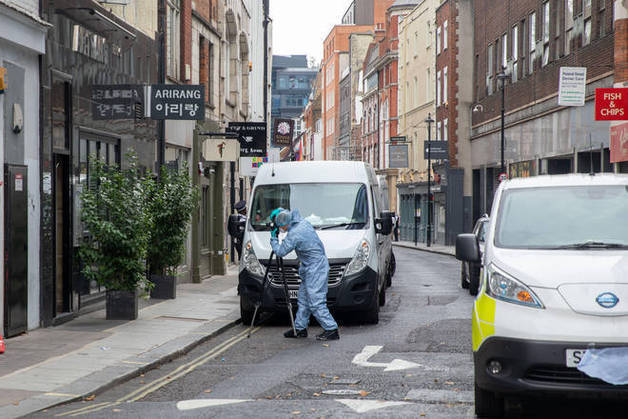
[288,289,298,299]
[565,349,587,368]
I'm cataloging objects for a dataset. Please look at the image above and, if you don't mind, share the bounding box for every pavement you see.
[0,267,241,419]
[393,240,455,257]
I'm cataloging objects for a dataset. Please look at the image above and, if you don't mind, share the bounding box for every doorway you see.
[54,154,71,316]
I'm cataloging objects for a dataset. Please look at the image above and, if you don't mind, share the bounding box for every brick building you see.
[432,0,474,244]
[471,0,621,219]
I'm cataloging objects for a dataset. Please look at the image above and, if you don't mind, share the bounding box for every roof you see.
[501,174,628,190]
[254,161,374,185]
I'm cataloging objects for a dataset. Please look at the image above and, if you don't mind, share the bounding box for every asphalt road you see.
[32,248,626,418]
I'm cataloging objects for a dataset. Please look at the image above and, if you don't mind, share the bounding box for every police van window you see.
[251,183,369,231]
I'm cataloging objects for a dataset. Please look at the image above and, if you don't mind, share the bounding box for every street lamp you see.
[497,71,510,177]
[424,113,434,247]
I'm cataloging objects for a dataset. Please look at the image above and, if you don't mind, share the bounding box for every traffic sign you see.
[595,88,627,121]
[424,141,449,160]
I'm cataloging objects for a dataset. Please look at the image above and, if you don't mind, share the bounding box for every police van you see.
[235,161,395,325]
[456,174,628,416]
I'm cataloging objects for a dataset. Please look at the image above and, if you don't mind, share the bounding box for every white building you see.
[0,0,48,336]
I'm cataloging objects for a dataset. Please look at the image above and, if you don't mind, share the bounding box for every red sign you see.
[610,121,628,164]
[595,88,628,121]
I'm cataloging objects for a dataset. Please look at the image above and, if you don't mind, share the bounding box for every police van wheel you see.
[240,296,255,325]
[474,382,504,417]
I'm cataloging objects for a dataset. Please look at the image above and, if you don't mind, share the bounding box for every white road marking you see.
[322,389,362,395]
[176,399,252,411]
[352,345,422,372]
[404,389,474,404]
[337,399,412,413]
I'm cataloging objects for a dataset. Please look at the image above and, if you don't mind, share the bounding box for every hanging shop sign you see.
[149,85,205,120]
[273,118,294,146]
[389,144,409,169]
[91,84,143,120]
[595,88,628,121]
[610,121,628,164]
[203,139,240,162]
[228,122,267,157]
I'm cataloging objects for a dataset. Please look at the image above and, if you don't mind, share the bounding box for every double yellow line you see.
[56,326,261,417]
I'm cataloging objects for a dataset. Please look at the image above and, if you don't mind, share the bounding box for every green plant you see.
[147,163,199,277]
[80,153,154,292]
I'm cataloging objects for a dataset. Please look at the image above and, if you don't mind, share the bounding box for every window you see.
[436,121,442,141]
[436,26,441,54]
[529,12,536,74]
[598,0,606,38]
[414,76,419,106]
[542,1,550,66]
[406,82,411,108]
[443,20,448,50]
[565,0,574,54]
[443,66,448,104]
[326,89,335,110]
[512,25,519,82]
[167,0,180,79]
[79,137,120,189]
[224,41,231,97]
[443,118,448,142]
[487,43,494,95]
[583,0,592,45]
[436,70,441,106]
[414,31,419,58]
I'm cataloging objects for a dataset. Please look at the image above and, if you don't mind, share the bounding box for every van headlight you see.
[242,241,265,277]
[344,239,371,276]
[486,264,544,309]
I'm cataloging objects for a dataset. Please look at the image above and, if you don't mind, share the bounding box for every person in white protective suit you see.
[270,208,340,341]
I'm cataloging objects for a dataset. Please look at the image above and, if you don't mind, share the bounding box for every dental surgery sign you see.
[595,88,628,121]
[150,85,205,120]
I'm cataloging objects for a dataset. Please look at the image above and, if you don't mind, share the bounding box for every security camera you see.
[472,104,484,113]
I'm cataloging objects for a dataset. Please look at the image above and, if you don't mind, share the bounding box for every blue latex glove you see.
[271,228,279,239]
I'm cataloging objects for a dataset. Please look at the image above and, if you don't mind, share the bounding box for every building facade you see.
[0,0,48,336]
[471,0,620,220]
[39,0,160,326]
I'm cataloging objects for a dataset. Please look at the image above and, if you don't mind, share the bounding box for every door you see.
[54,155,71,315]
[4,165,28,337]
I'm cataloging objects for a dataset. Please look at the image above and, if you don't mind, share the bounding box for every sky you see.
[270,0,353,65]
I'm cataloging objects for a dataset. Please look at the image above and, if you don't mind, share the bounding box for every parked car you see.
[460,215,489,295]
[235,161,394,325]
[456,174,628,417]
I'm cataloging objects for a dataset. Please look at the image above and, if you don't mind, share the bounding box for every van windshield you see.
[495,185,628,249]
[250,183,369,231]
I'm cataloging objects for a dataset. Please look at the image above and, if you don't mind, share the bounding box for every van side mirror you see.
[456,234,481,262]
[375,212,393,235]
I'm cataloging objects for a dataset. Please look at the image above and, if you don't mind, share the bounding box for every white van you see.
[236,161,394,325]
[456,174,628,417]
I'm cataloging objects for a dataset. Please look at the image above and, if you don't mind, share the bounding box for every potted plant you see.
[80,154,153,320]
[147,164,198,299]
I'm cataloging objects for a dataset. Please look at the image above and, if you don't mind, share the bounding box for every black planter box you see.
[150,275,177,299]
[106,290,139,320]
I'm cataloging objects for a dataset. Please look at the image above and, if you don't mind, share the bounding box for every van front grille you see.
[264,263,346,287]
[524,366,628,387]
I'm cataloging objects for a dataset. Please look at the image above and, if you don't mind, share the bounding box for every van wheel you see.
[378,284,386,306]
[363,290,380,324]
[240,295,256,325]
[475,382,504,418]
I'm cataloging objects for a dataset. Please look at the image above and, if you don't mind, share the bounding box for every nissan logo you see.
[596,292,619,309]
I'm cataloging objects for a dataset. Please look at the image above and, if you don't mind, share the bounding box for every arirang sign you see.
[150,85,205,120]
